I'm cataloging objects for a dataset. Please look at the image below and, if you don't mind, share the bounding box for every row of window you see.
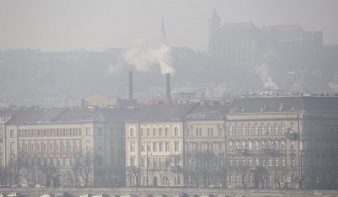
[228,124,293,136]
[19,142,81,153]
[130,141,180,152]
[228,157,293,167]
[228,140,289,150]
[129,127,180,137]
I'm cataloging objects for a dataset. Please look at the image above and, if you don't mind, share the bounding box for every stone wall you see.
[1,187,338,197]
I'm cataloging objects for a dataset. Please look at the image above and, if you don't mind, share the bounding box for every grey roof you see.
[302,97,338,113]
[7,108,67,124]
[0,110,21,117]
[185,105,231,120]
[54,108,141,123]
[229,96,338,114]
[129,104,196,122]
[229,97,304,114]
[5,107,141,124]
[53,108,103,123]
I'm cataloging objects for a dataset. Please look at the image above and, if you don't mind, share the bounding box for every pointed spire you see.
[161,16,167,44]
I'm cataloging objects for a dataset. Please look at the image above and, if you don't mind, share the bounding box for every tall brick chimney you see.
[128,71,133,100]
[166,73,171,103]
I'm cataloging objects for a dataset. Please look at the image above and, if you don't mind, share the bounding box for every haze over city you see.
[1,0,338,52]
[1,1,338,196]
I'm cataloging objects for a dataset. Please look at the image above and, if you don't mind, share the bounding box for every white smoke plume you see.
[107,34,175,75]
[123,44,175,75]
[255,47,278,89]
[255,64,278,90]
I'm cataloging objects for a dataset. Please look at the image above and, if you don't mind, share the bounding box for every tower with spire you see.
[161,16,167,45]
[208,8,221,54]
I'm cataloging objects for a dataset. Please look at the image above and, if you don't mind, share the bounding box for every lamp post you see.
[146,143,149,187]
[316,178,319,190]
[9,153,15,187]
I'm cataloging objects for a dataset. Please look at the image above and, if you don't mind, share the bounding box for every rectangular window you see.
[44,130,47,137]
[86,128,90,136]
[141,142,145,152]
[165,142,169,151]
[70,144,73,151]
[10,130,14,137]
[98,128,102,136]
[31,144,34,152]
[50,129,54,136]
[76,144,80,151]
[130,142,135,152]
[10,143,14,152]
[19,144,22,152]
[44,144,47,152]
[37,144,41,152]
[130,157,135,166]
[147,143,151,152]
[25,144,28,152]
[153,142,157,151]
[86,141,90,151]
[50,144,54,152]
[174,142,179,152]
[159,142,163,152]
[57,129,60,136]
[18,130,22,137]
[57,144,60,152]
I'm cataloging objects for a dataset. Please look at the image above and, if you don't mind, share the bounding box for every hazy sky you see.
[1,0,338,52]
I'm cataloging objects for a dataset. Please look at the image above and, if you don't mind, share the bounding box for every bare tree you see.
[72,150,94,187]
[166,154,183,186]
[127,166,140,186]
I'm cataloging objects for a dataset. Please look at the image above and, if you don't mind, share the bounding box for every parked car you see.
[139,195,152,197]
[200,195,213,197]
[40,194,54,197]
[178,193,189,197]
[92,195,108,197]
[168,194,179,197]
[21,183,30,188]
[121,194,136,197]
[55,193,67,197]
[109,195,120,197]
[7,193,20,197]
[189,195,198,197]
[218,195,230,197]
[35,184,45,188]
[154,195,166,197]
[79,194,92,197]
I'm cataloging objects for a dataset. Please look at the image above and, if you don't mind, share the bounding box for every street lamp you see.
[9,153,15,187]
[316,178,319,190]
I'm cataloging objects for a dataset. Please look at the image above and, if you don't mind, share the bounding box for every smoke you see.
[107,34,175,75]
[255,47,278,89]
[123,44,175,75]
[255,64,279,89]
[107,62,123,74]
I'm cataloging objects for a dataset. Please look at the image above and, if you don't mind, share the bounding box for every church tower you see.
[161,16,167,45]
[208,8,220,54]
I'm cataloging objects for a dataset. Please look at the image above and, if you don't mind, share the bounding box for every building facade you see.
[0,106,139,187]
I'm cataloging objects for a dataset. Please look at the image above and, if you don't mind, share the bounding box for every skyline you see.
[0,0,338,52]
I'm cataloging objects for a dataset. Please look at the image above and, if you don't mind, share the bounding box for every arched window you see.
[229,125,233,135]
[235,124,238,135]
[229,141,233,150]
[235,140,239,150]
[274,123,278,134]
[129,128,134,137]
[158,128,163,136]
[164,127,169,136]
[146,128,150,136]
[152,128,157,136]
[140,128,144,136]
[261,141,265,149]
[254,124,258,135]
[174,127,179,136]
[241,124,245,135]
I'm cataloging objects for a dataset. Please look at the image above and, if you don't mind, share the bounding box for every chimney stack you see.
[128,71,133,100]
[166,73,171,103]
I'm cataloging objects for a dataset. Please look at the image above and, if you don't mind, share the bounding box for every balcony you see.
[285,132,298,140]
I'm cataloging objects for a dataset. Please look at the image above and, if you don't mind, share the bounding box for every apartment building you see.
[125,104,196,187]
[226,97,338,190]
[0,106,139,187]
